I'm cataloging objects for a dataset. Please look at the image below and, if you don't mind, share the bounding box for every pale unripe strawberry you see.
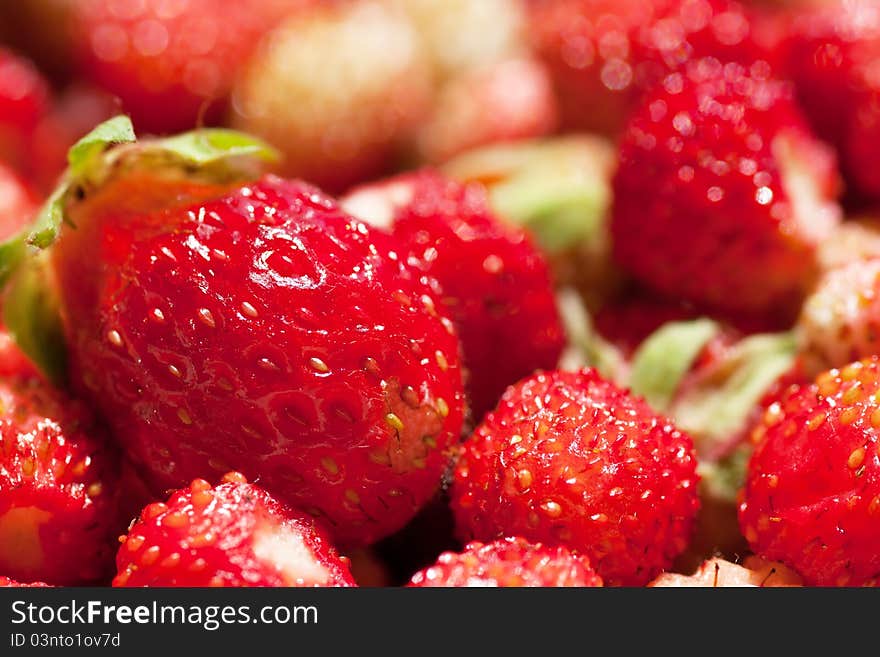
[649,557,802,587]
[231,0,435,192]
[798,258,880,375]
[393,0,527,80]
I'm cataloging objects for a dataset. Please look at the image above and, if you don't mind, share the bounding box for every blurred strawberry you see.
[416,57,558,164]
[0,576,50,587]
[786,0,880,202]
[231,0,434,193]
[0,48,50,174]
[529,0,780,134]
[0,163,37,242]
[29,85,119,192]
[611,58,841,320]
[70,0,303,134]
[0,1,76,81]
[394,0,528,81]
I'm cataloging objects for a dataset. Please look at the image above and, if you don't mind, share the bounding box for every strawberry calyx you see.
[443,136,614,255]
[556,287,626,383]
[628,318,721,412]
[669,331,797,459]
[0,115,279,380]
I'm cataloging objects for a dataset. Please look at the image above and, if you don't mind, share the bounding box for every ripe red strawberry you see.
[450,368,700,586]
[33,123,464,547]
[797,258,880,376]
[0,576,49,587]
[0,47,50,172]
[0,163,37,241]
[786,0,880,201]
[528,0,778,135]
[416,57,558,164]
[70,0,302,133]
[611,59,841,319]
[231,0,434,193]
[342,169,564,423]
[114,472,356,587]
[407,536,603,587]
[0,334,124,585]
[739,357,880,586]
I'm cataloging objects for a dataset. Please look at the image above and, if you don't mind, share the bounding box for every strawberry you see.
[114,472,355,587]
[649,555,802,587]
[70,0,301,133]
[739,357,880,586]
[0,576,50,587]
[415,57,558,165]
[0,47,50,173]
[818,217,880,273]
[342,169,564,423]
[407,536,603,587]
[443,136,621,307]
[394,0,528,82]
[450,368,699,586]
[611,58,841,319]
[230,0,434,193]
[797,258,880,376]
[528,0,778,135]
[9,119,465,547]
[0,330,124,585]
[0,163,37,242]
[785,0,880,201]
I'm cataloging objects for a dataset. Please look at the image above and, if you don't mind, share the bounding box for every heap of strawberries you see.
[0,0,879,588]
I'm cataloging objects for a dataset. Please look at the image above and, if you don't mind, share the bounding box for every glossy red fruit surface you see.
[408,536,603,587]
[344,169,564,424]
[54,173,465,547]
[529,0,776,134]
[451,368,700,586]
[0,47,50,171]
[115,473,356,587]
[0,337,123,585]
[71,0,303,133]
[740,357,880,586]
[612,58,840,318]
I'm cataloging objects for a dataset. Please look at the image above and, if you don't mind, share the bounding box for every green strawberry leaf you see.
[152,128,280,167]
[490,176,608,254]
[698,444,751,504]
[67,114,137,178]
[629,319,721,412]
[444,137,614,254]
[2,252,67,384]
[0,115,279,382]
[556,287,626,383]
[670,332,797,456]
